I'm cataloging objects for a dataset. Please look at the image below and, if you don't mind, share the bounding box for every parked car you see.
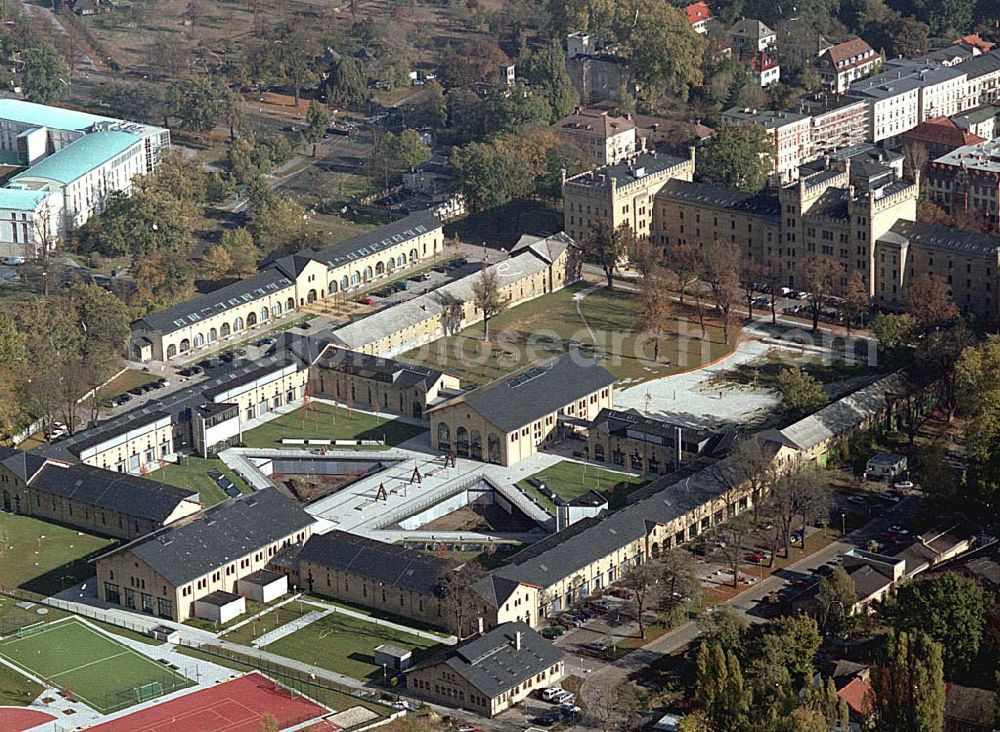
[582,640,607,653]
[357,297,375,305]
[847,495,867,505]
[540,626,564,639]
[877,491,901,503]
[531,714,559,727]
[552,691,575,705]
[893,480,914,490]
[560,703,582,717]
[541,687,565,701]
[128,386,145,396]
[744,551,767,563]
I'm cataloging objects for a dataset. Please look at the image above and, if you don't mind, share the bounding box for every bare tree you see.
[704,240,742,345]
[619,561,661,639]
[659,548,701,611]
[635,266,673,362]
[438,568,481,638]
[715,514,753,588]
[842,269,869,336]
[804,257,837,332]
[741,259,766,320]
[904,272,958,330]
[664,239,702,305]
[471,267,508,339]
[902,140,929,181]
[585,219,634,289]
[767,460,825,558]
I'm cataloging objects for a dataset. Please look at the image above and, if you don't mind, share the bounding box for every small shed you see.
[150,624,181,644]
[194,591,246,625]
[374,644,413,671]
[237,569,288,604]
[865,453,907,479]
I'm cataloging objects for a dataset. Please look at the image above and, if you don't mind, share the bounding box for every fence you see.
[175,639,399,719]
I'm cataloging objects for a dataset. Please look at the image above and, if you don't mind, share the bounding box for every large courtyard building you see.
[0,100,169,258]
[428,354,615,466]
[562,149,695,243]
[926,137,1000,224]
[95,488,314,622]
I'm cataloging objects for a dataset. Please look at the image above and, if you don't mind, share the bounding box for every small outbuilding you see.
[374,644,413,672]
[194,591,246,625]
[865,453,907,479]
[149,624,181,644]
[237,569,288,604]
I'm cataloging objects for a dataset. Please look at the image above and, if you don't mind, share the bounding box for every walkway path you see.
[251,609,332,648]
[301,597,455,645]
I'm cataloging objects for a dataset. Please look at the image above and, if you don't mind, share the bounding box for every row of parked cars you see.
[532,687,580,726]
[207,469,242,498]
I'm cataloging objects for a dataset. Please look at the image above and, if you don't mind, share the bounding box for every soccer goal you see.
[132,681,164,703]
[14,621,48,639]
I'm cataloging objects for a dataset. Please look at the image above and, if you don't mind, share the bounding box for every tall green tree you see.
[620,0,705,100]
[22,42,69,104]
[776,367,827,417]
[818,565,859,637]
[325,58,368,109]
[418,79,447,129]
[697,123,774,192]
[883,572,986,675]
[584,219,633,289]
[304,100,331,157]
[170,78,223,132]
[471,268,508,339]
[870,630,945,732]
[521,41,579,120]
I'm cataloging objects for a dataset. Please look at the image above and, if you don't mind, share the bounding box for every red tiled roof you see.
[838,676,874,717]
[955,34,993,52]
[685,2,711,24]
[750,52,779,72]
[902,116,986,148]
[823,37,875,68]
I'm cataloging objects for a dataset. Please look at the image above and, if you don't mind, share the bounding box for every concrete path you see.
[301,597,455,645]
[224,593,305,636]
[251,609,332,648]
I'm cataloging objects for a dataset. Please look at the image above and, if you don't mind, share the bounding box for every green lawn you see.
[0,663,41,706]
[263,611,441,681]
[240,402,426,449]
[305,596,451,639]
[149,456,251,507]
[220,600,316,646]
[97,369,160,401]
[398,282,734,388]
[0,512,115,596]
[0,618,192,714]
[516,460,647,511]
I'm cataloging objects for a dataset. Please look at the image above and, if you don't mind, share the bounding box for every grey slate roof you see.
[437,622,565,698]
[435,353,615,433]
[472,574,524,609]
[956,50,1000,80]
[565,152,687,190]
[297,530,462,594]
[731,18,774,40]
[880,220,1000,258]
[0,447,51,482]
[311,210,442,269]
[656,179,780,219]
[101,488,314,586]
[316,347,446,391]
[136,268,295,336]
[29,463,198,522]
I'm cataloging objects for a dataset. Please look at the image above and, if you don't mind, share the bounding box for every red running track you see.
[87,673,328,732]
[0,707,56,731]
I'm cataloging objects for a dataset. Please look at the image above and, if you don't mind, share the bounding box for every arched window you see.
[307,289,317,303]
[209,327,218,343]
[247,312,258,327]
[437,423,451,450]
[329,280,338,295]
[179,338,190,353]
[220,322,231,337]
[456,427,469,457]
[272,303,281,318]
[193,333,204,348]
[131,344,143,360]
[470,430,482,460]
[651,543,660,558]
[260,307,269,322]
[375,261,385,276]
[351,271,361,286]
[397,254,406,267]
[594,444,606,462]
[386,258,395,272]
[233,317,244,332]
[487,434,501,464]
[341,275,349,290]
[286,297,295,311]
[409,248,418,263]
[363,266,373,282]
[166,344,177,359]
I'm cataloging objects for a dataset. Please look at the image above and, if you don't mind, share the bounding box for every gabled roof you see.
[556,109,635,138]
[29,462,198,523]
[0,447,51,482]
[731,18,774,40]
[881,220,1000,258]
[822,38,875,69]
[312,210,442,269]
[656,179,781,219]
[902,116,984,149]
[297,530,463,594]
[472,574,524,609]
[98,489,314,586]
[315,346,447,391]
[435,622,565,699]
[431,353,615,433]
[685,2,711,24]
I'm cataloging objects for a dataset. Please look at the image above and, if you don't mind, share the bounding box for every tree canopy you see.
[697,123,774,192]
[22,42,69,105]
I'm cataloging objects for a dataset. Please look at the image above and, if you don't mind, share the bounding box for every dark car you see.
[116,393,133,405]
[128,386,145,396]
[531,715,559,727]
[209,470,240,498]
[219,352,236,363]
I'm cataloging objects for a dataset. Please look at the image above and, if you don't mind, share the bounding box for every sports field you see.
[0,618,193,714]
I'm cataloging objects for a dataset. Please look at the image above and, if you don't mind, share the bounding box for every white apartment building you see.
[722,108,811,182]
[0,99,169,257]
[554,108,637,165]
[849,76,921,143]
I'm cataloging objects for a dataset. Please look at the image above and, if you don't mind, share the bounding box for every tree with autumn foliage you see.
[841,269,870,336]
[904,272,959,330]
[636,267,673,362]
[704,240,742,345]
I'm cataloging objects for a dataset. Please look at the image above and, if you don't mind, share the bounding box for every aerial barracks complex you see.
[0,99,169,257]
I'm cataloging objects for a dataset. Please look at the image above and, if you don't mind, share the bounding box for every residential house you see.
[749,52,781,87]
[731,19,775,57]
[406,622,565,717]
[900,117,985,160]
[818,38,879,94]
[554,108,637,165]
[685,2,712,34]
[926,138,1000,225]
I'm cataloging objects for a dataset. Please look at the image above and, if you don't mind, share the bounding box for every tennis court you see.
[0,618,193,714]
[87,673,330,732]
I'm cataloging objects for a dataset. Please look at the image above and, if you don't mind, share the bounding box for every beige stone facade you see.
[562,150,695,244]
[554,108,637,165]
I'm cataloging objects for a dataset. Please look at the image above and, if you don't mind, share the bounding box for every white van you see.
[541,687,564,701]
[2,256,25,266]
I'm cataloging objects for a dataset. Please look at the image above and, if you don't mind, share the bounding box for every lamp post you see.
[841,512,846,536]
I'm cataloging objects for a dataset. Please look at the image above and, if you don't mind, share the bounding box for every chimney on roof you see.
[515,630,522,650]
